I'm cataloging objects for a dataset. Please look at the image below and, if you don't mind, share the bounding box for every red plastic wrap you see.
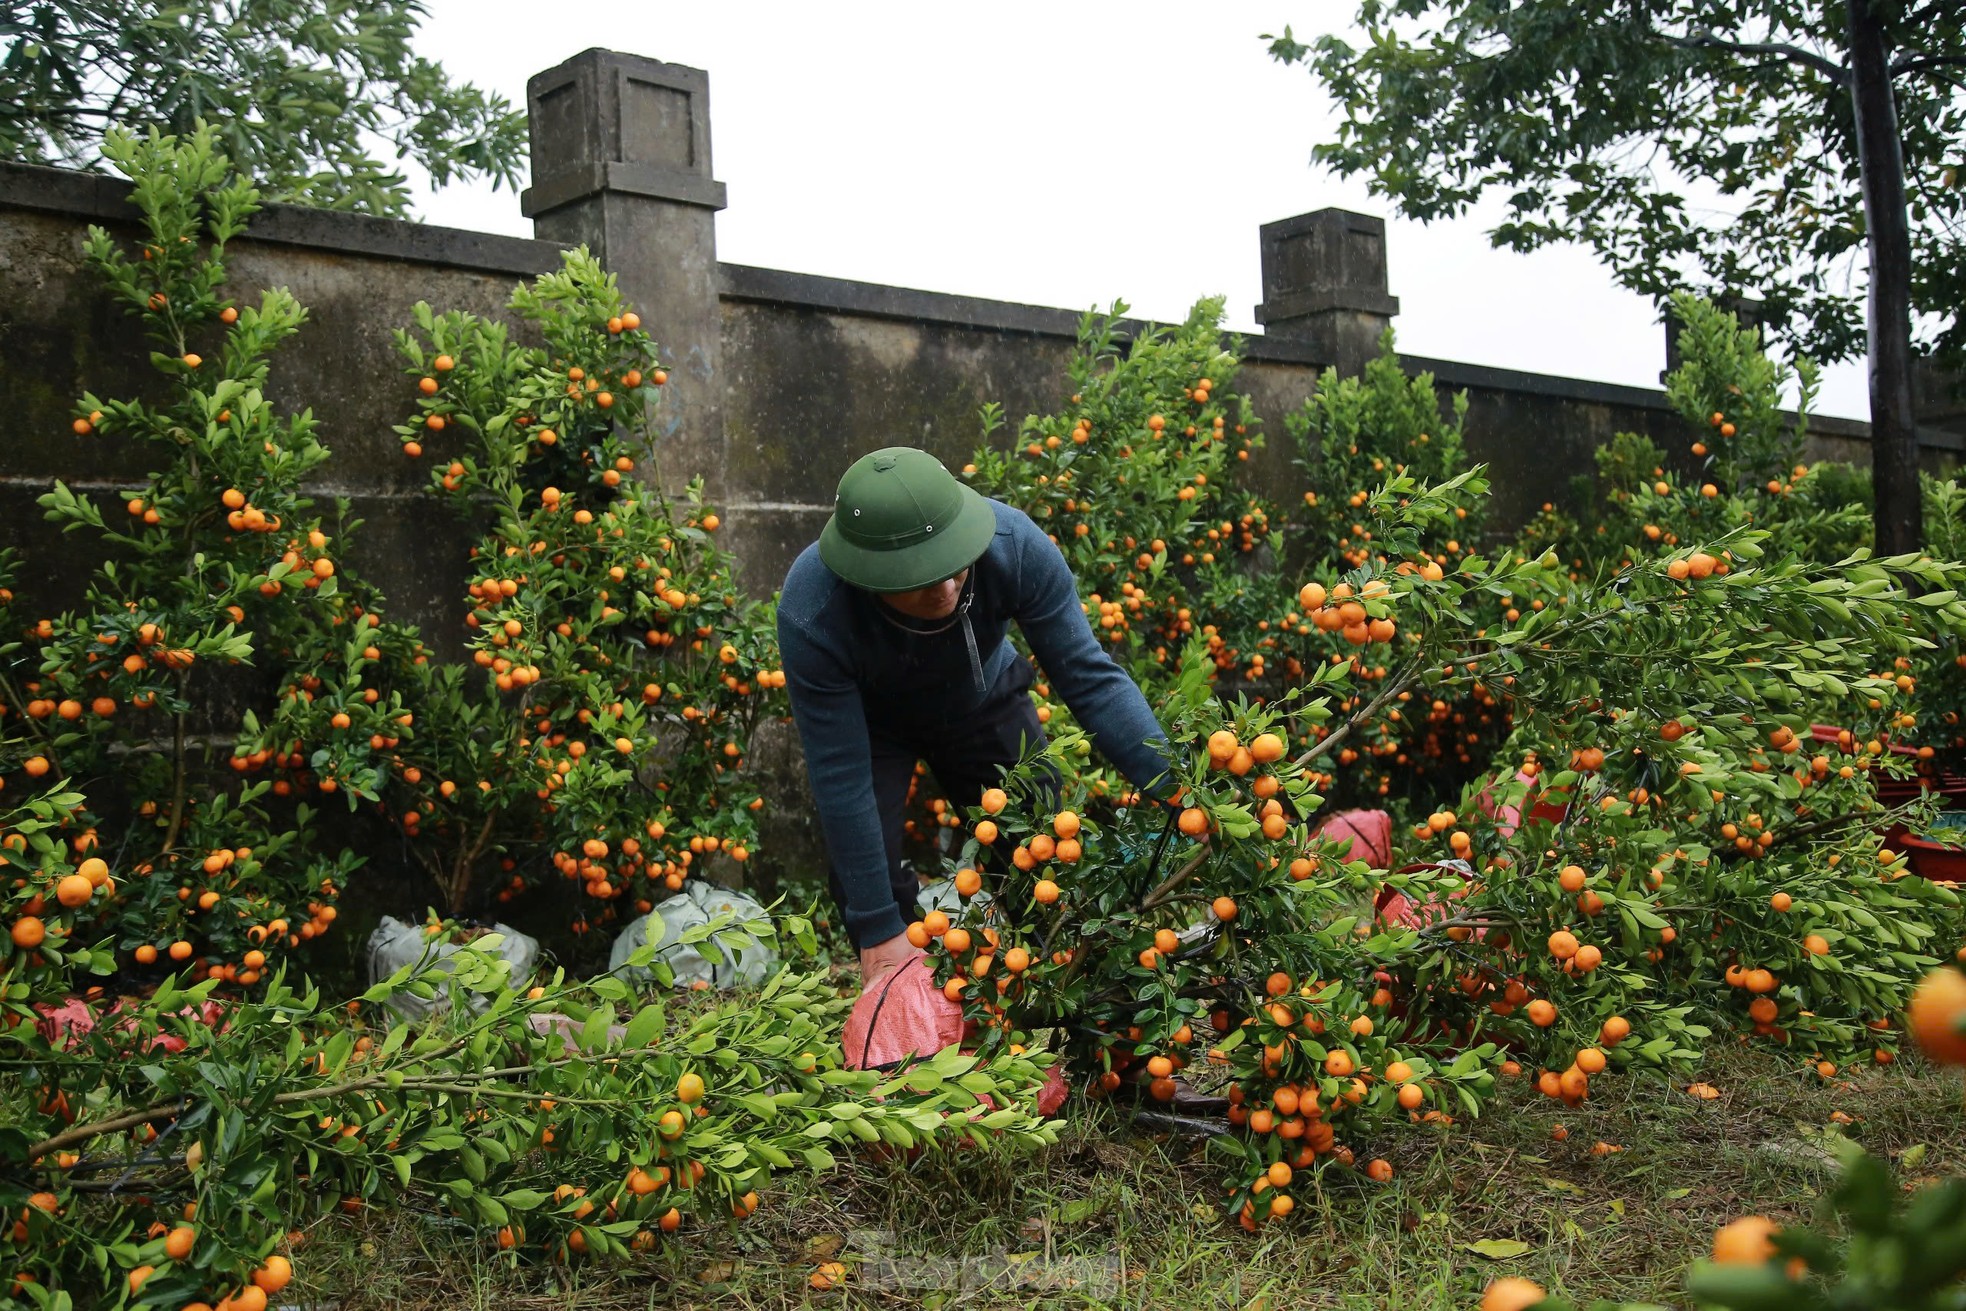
[842,955,1068,1116]
[1375,863,1478,932]
[1035,1064,1068,1115]
[33,995,227,1055]
[842,955,967,1071]
[1313,808,1393,867]
[1476,769,1570,837]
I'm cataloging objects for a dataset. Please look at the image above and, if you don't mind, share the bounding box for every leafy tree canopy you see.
[1269,1,1966,370]
[0,0,527,217]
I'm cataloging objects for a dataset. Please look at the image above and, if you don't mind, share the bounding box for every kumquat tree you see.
[1518,295,1966,780]
[955,298,1269,824]
[343,253,787,932]
[2,124,375,1001]
[1270,337,1506,811]
[959,305,1505,822]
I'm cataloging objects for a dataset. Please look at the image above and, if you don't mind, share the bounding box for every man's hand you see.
[859,930,925,993]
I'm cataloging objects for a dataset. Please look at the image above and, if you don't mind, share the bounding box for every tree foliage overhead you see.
[1268,1,1966,370]
[0,0,527,217]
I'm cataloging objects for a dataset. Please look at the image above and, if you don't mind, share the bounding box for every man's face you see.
[878,569,969,621]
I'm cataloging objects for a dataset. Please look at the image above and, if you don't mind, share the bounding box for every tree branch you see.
[1286,656,1424,775]
[21,1049,648,1164]
[1891,53,1966,79]
[25,1100,187,1161]
[1660,31,1848,85]
[1139,844,1211,911]
[1129,1109,1235,1137]
[161,689,189,855]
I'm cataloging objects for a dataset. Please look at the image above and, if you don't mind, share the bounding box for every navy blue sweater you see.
[778,498,1172,948]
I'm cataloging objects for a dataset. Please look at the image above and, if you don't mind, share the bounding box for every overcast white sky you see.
[411,0,1870,420]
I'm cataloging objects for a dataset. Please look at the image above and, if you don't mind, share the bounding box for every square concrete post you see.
[1254,209,1400,375]
[522,49,729,500]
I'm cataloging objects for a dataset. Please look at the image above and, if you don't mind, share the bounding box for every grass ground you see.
[293,1043,1965,1311]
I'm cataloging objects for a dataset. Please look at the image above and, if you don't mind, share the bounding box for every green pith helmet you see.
[819,447,997,593]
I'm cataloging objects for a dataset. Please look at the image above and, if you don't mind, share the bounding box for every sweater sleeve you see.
[776,609,907,949]
[1010,514,1175,799]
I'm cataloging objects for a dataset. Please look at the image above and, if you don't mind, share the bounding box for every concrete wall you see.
[709,264,1951,591]
[5,158,1948,618]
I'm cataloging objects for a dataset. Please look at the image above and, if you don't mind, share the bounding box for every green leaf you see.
[623,1002,664,1048]
[1058,1196,1108,1224]
[1465,1239,1535,1259]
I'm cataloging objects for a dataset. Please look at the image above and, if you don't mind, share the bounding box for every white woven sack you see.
[364,915,540,1020]
[608,881,778,989]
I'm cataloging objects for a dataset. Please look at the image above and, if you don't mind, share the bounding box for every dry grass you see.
[289,1044,1965,1311]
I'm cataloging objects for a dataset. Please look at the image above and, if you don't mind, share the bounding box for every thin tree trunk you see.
[1847,0,1922,553]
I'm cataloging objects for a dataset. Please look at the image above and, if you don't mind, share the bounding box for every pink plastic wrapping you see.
[1312,808,1393,867]
[526,1010,627,1052]
[842,955,1068,1116]
[1477,769,1570,837]
[842,955,967,1071]
[1035,1064,1068,1115]
[33,995,227,1055]
[1375,864,1476,931]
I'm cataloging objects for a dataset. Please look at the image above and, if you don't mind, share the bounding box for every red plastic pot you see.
[1883,824,1966,884]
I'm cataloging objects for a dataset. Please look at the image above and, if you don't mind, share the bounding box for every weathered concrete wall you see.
[5,164,1937,625]
[718,266,1081,592]
[709,265,1946,593]
[9,49,1959,621]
